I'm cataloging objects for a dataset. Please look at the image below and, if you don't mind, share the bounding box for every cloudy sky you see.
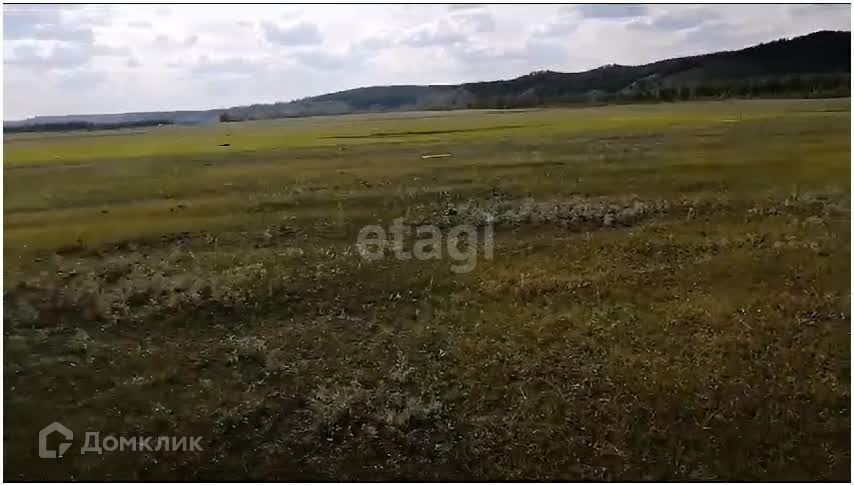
[3,3,850,120]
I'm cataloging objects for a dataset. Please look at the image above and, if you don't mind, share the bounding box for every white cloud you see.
[7,44,92,70]
[629,6,716,32]
[3,5,95,43]
[57,69,107,91]
[402,21,468,47]
[452,10,496,33]
[189,55,268,77]
[3,4,851,119]
[294,49,358,71]
[262,20,323,46]
[91,44,131,57]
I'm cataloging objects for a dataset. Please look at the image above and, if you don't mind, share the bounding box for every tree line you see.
[5,119,174,134]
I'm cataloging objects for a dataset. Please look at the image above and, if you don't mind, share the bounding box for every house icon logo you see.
[39,422,73,458]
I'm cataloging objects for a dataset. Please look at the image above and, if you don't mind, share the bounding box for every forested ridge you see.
[221,30,851,121]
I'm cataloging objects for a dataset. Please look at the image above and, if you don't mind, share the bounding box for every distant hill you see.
[6,30,850,130]
[221,30,850,120]
[462,30,851,106]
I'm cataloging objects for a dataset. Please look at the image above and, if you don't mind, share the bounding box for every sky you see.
[3,3,851,120]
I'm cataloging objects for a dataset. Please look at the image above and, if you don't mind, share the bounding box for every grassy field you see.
[4,99,851,480]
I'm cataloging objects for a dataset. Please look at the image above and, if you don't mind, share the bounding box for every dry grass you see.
[4,99,850,480]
